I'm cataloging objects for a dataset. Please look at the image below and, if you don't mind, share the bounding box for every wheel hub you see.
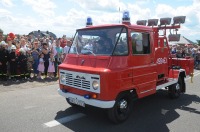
[176,83,180,90]
[119,99,127,110]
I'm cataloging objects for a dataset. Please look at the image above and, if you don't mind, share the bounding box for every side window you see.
[131,32,151,54]
[113,33,128,55]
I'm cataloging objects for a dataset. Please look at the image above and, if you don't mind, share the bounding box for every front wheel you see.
[107,93,133,124]
[169,77,184,99]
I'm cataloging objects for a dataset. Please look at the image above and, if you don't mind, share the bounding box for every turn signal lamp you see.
[86,17,93,27]
[92,94,97,99]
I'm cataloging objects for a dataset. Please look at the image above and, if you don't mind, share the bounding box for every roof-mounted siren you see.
[86,17,93,27]
[173,16,186,25]
[160,17,171,26]
[122,11,131,25]
[136,20,147,26]
[168,34,181,42]
[147,19,158,26]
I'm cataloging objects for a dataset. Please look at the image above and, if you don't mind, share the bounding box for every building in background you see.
[28,30,57,40]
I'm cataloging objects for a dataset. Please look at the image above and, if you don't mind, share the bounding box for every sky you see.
[0,0,200,42]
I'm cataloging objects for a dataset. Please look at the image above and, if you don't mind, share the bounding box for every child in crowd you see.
[37,53,45,79]
[48,53,55,79]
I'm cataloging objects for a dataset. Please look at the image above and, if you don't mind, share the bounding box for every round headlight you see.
[92,81,99,90]
[60,75,65,82]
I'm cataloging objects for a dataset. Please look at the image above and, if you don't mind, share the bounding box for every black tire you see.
[169,77,184,99]
[107,93,133,124]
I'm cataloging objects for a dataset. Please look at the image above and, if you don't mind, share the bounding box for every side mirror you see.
[168,34,180,41]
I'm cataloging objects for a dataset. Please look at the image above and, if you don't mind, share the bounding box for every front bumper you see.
[58,88,115,108]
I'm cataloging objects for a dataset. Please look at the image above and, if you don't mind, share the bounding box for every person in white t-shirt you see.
[63,40,71,59]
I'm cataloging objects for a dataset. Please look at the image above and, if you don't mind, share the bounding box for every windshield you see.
[69,26,128,56]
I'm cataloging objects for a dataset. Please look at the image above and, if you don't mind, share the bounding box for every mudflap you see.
[179,72,186,93]
[181,78,186,93]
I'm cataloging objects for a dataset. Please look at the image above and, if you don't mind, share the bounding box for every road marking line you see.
[43,71,199,128]
[24,106,37,109]
[43,113,85,128]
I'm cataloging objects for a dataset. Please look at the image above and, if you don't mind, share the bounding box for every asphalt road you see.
[0,71,200,132]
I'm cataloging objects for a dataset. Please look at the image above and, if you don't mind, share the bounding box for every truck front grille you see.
[60,70,100,93]
[65,73,90,89]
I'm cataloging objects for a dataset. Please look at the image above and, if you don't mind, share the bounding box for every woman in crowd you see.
[54,38,63,77]
[41,42,50,78]
[32,41,40,77]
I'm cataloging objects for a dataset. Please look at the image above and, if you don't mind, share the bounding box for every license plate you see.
[68,97,85,107]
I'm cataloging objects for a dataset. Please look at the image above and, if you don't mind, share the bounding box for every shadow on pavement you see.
[54,92,200,132]
[0,77,58,86]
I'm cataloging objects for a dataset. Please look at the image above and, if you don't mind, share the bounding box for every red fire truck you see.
[58,11,194,123]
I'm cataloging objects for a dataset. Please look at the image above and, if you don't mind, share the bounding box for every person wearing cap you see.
[8,45,18,81]
[0,41,9,81]
[6,36,14,80]
[6,37,13,53]
[60,35,67,48]
[18,48,28,80]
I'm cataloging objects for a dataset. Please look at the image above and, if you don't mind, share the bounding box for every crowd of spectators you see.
[0,28,72,82]
[170,44,200,69]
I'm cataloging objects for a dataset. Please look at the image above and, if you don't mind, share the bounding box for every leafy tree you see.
[197,40,200,46]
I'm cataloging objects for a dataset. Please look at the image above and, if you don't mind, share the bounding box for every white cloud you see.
[0,0,199,41]
[72,0,120,12]
[155,4,175,18]
[22,0,56,17]
[135,0,151,5]
[0,0,14,7]
[0,8,11,15]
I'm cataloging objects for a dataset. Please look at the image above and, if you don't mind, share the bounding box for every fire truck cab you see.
[58,11,194,123]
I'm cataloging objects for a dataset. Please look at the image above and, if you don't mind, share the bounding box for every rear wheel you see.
[107,93,133,124]
[169,77,184,99]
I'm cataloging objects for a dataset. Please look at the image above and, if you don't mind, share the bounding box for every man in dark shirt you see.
[0,42,9,81]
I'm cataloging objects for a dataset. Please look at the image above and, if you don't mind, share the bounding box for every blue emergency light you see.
[86,17,93,27]
[122,11,130,21]
[84,94,91,99]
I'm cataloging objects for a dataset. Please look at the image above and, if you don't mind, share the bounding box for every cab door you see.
[130,31,157,98]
